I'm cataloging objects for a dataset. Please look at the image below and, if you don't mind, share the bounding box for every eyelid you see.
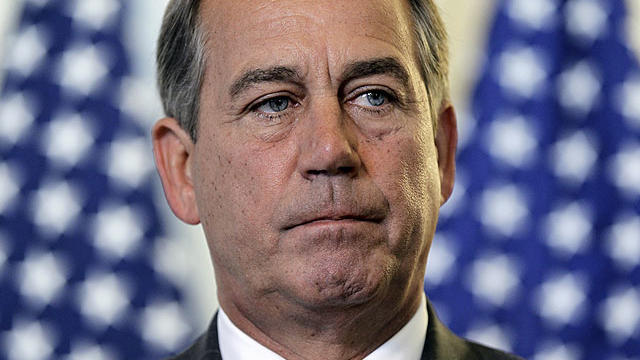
[247,92,300,113]
[344,85,399,103]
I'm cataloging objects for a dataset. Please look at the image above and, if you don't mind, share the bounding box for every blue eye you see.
[257,96,289,113]
[366,91,386,106]
[352,90,391,108]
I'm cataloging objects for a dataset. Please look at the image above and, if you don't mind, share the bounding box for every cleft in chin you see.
[292,248,397,309]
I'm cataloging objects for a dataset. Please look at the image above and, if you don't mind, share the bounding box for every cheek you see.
[401,133,440,217]
[193,133,293,246]
[366,126,440,250]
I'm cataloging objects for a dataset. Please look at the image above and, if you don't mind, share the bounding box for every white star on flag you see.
[67,0,120,30]
[565,0,608,43]
[506,0,556,30]
[66,342,115,360]
[424,233,457,286]
[543,202,593,257]
[2,320,55,360]
[17,251,68,308]
[478,184,529,237]
[0,162,20,214]
[466,253,520,306]
[615,74,640,129]
[4,25,48,77]
[105,137,154,188]
[466,323,513,353]
[30,181,83,236]
[77,272,130,328]
[92,204,144,259]
[606,214,640,271]
[56,44,110,96]
[535,273,587,327]
[534,342,581,360]
[0,93,37,147]
[557,60,601,115]
[600,287,640,344]
[42,112,95,168]
[485,113,538,168]
[139,301,191,351]
[550,131,598,186]
[497,45,548,98]
[608,143,640,198]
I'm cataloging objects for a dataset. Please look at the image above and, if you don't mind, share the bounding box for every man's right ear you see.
[152,118,201,225]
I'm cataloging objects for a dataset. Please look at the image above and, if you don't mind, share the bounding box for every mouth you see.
[283,215,383,231]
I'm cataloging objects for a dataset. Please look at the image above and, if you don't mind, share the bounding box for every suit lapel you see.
[420,299,475,360]
[180,301,484,360]
[198,312,223,360]
[168,313,222,360]
[200,302,472,360]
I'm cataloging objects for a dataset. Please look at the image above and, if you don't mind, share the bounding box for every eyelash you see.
[350,88,399,114]
[249,95,298,122]
[248,87,400,121]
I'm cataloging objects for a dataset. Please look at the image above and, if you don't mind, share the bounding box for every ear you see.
[434,103,458,206]
[152,117,201,224]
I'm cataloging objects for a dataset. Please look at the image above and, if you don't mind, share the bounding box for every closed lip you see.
[282,213,384,231]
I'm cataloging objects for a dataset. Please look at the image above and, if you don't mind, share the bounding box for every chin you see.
[285,247,399,310]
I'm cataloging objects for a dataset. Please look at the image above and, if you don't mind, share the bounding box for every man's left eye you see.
[256,96,290,113]
[353,90,391,107]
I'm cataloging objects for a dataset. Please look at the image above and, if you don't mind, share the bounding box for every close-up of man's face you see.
[155,0,456,315]
[4,0,637,357]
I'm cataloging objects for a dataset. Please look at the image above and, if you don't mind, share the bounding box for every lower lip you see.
[293,219,377,229]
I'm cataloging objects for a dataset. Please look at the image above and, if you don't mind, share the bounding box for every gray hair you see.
[157,0,449,141]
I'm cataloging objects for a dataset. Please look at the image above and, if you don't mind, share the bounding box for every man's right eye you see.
[256,96,290,113]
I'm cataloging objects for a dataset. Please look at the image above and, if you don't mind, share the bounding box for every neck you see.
[217,280,424,360]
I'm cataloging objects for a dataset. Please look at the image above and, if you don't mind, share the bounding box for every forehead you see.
[199,0,417,85]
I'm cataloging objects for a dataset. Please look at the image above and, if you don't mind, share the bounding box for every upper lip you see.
[282,211,385,231]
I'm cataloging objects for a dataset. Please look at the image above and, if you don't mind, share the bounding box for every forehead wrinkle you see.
[201,0,420,103]
[340,57,410,87]
[229,66,304,99]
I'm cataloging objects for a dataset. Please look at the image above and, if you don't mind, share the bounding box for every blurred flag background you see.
[0,0,638,359]
[428,0,640,359]
[0,0,201,359]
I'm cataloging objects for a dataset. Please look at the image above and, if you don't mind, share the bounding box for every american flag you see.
[427,0,640,359]
[0,0,194,359]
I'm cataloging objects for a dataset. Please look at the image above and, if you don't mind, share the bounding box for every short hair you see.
[157,0,449,141]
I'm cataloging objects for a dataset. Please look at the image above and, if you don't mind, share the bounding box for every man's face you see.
[179,0,453,309]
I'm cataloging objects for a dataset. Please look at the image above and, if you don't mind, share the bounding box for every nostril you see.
[305,166,356,178]
[337,165,355,174]
[307,169,326,176]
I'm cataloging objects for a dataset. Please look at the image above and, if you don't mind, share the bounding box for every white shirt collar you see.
[217,293,428,360]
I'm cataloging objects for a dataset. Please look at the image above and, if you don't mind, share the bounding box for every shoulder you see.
[423,299,524,360]
[164,314,222,360]
[463,340,524,360]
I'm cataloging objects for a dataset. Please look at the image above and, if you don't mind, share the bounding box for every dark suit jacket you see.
[168,300,524,360]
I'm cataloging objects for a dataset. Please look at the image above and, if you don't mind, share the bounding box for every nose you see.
[297,98,361,180]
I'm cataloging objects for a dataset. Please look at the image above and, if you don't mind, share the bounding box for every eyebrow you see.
[229,66,302,99]
[228,57,411,99]
[340,57,411,90]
